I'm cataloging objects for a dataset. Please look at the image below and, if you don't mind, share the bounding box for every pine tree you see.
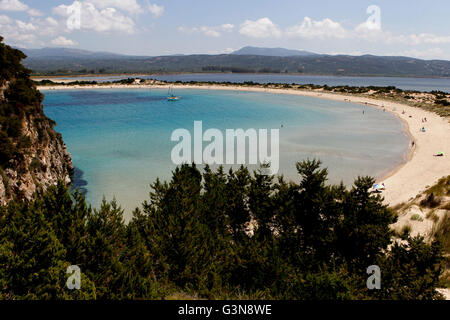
[337,176,397,270]
[0,196,95,299]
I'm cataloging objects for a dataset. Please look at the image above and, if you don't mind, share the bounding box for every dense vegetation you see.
[23,48,450,77]
[0,36,55,169]
[0,161,445,300]
[2,37,446,300]
[427,176,450,271]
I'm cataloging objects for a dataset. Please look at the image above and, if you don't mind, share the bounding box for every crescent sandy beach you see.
[38,83,450,208]
[3,0,450,303]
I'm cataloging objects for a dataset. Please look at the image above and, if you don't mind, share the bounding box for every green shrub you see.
[0,131,15,167]
[432,215,450,254]
[29,157,43,172]
[400,224,412,238]
[420,193,441,208]
[410,214,423,222]
[424,176,450,196]
[0,161,445,300]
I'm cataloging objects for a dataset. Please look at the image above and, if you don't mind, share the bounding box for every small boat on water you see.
[167,87,180,101]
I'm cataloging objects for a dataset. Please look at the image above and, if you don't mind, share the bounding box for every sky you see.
[1,0,450,60]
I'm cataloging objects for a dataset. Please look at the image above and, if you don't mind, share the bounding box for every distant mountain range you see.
[21,46,450,77]
[231,46,317,57]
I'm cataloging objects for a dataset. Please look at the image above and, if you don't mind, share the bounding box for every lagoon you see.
[48,74,450,93]
[43,88,410,217]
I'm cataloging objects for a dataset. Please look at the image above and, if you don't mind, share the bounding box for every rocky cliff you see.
[0,36,73,205]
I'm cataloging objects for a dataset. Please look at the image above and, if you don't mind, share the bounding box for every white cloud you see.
[177,26,197,34]
[396,33,450,45]
[53,2,136,34]
[0,13,11,24]
[390,48,449,60]
[204,47,238,54]
[354,25,385,42]
[147,3,164,18]
[45,17,59,27]
[221,24,234,32]
[354,25,450,46]
[16,19,36,31]
[239,17,281,38]
[223,47,236,54]
[1,15,69,47]
[285,16,450,47]
[1,0,162,47]
[200,26,220,37]
[327,50,367,56]
[355,21,381,33]
[9,33,36,45]
[287,17,348,39]
[27,8,43,17]
[0,0,28,11]
[0,16,37,46]
[89,0,143,14]
[82,4,136,34]
[26,17,63,38]
[234,15,450,54]
[51,36,77,46]
[51,5,66,17]
[178,23,234,37]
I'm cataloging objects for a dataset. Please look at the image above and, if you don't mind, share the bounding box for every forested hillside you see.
[22,47,450,77]
[0,36,73,205]
[0,161,445,299]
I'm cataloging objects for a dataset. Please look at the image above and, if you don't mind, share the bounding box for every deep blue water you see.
[43,88,410,218]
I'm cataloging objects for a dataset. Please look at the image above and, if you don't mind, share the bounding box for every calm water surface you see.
[43,88,411,218]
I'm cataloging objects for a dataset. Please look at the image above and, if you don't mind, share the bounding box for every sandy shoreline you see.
[38,84,450,207]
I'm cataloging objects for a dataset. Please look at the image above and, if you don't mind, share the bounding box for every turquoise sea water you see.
[43,89,410,218]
